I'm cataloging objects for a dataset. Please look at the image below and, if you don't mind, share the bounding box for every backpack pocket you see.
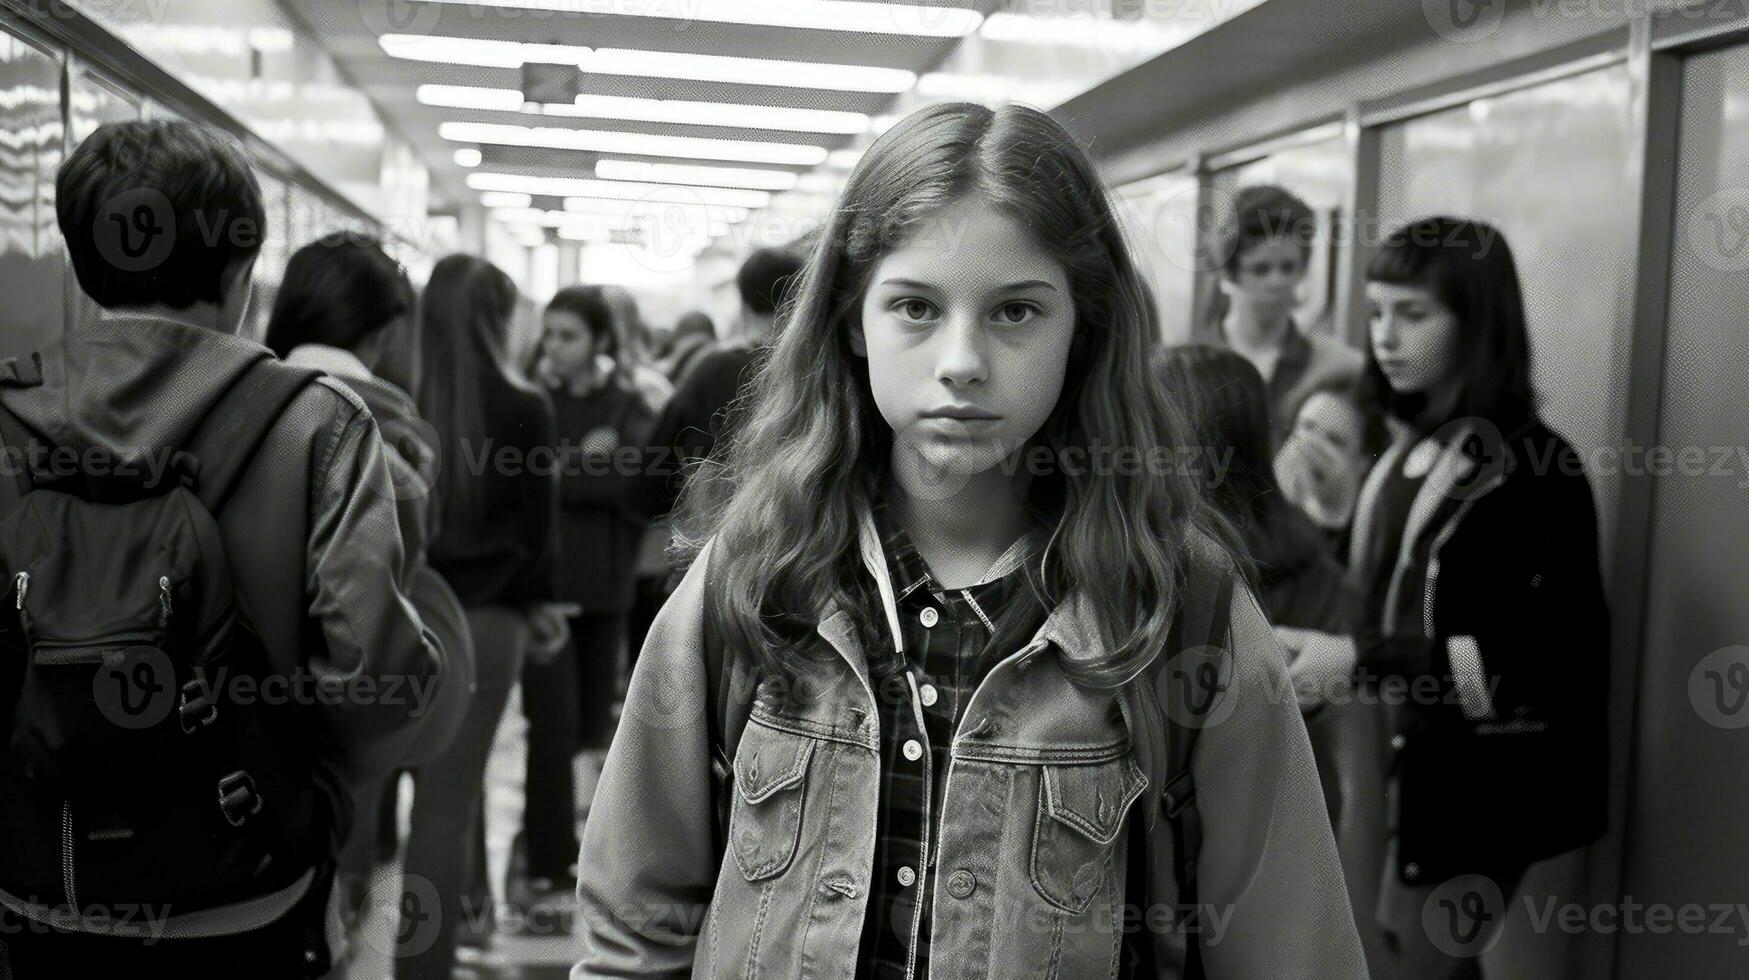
[729,720,816,882]
[1029,754,1147,914]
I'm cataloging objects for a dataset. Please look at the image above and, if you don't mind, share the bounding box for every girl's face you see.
[1366,280,1460,396]
[542,309,597,379]
[1290,391,1364,463]
[856,196,1077,483]
[1227,236,1305,321]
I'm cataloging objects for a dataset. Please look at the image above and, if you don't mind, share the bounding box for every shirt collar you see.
[283,343,373,382]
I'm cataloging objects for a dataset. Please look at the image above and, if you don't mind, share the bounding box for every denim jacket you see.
[575,512,1365,979]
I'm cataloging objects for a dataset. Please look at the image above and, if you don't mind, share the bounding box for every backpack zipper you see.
[60,800,76,908]
[14,571,28,631]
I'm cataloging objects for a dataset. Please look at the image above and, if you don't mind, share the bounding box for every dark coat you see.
[550,376,654,615]
[1350,417,1609,881]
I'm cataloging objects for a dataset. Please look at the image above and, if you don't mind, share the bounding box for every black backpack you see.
[698,548,1232,977]
[0,357,327,931]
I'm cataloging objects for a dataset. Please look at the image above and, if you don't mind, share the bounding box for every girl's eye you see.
[892,298,936,322]
[994,301,1039,325]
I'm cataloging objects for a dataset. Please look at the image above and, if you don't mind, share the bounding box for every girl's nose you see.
[935,314,988,387]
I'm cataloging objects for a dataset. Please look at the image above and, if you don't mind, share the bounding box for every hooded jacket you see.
[0,314,441,931]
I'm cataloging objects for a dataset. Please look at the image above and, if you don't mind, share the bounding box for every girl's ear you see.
[847,315,868,357]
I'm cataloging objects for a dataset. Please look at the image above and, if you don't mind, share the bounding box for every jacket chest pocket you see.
[1029,754,1147,914]
[730,721,816,882]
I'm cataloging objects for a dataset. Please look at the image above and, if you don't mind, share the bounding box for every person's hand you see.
[526,603,577,665]
[1275,627,1357,711]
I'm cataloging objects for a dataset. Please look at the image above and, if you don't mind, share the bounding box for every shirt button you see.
[1391,735,1407,751]
[919,606,939,628]
[897,866,916,887]
[919,684,938,707]
[902,739,923,762]
[946,869,977,899]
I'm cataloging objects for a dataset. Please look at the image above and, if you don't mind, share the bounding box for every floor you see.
[340,685,600,980]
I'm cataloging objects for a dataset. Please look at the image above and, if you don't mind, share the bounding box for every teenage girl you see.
[1280,217,1609,977]
[576,102,1365,978]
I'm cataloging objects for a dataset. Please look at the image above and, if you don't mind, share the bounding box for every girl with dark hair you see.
[507,284,655,918]
[266,234,478,943]
[1279,217,1609,978]
[576,102,1363,978]
[402,253,569,980]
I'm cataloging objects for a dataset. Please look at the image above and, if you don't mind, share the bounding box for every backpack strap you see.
[0,405,37,505]
[0,356,45,506]
[186,358,323,514]
[1149,566,1234,977]
[701,543,754,863]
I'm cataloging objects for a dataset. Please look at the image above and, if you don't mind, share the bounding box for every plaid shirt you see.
[856,499,1048,980]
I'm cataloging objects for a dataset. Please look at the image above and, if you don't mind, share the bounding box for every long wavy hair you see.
[673,101,1238,689]
[415,253,525,537]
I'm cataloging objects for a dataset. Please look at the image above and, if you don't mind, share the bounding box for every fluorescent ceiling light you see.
[595,159,797,191]
[417,84,871,135]
[826,148,863,169]
[439,120,825,166]
[494,207,727,238]
[557,226,613,242]
[916,72,1086,109]
[453,147,482,167]
[979,11,1193,51]
[468,171,771,209]
[479,191,533,208]
[564,197,749,224]
[380,34,576,68]
[406,0,981,38]
[381,34,914,92]
[796,171,844,194]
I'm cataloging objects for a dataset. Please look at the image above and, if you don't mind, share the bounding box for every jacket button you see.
[920,607,939,628]
[1391,735,1407,751]
[919,684,938,707]
[897,866,916,887]
[1404,862,1421,881]
[902,739,923,761]
[946,869,976,899]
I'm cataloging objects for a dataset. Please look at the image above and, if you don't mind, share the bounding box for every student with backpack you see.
[0,120,443,977]
[575,102,1363,978]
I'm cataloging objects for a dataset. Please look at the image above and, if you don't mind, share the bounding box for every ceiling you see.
[289,0,1003,221]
